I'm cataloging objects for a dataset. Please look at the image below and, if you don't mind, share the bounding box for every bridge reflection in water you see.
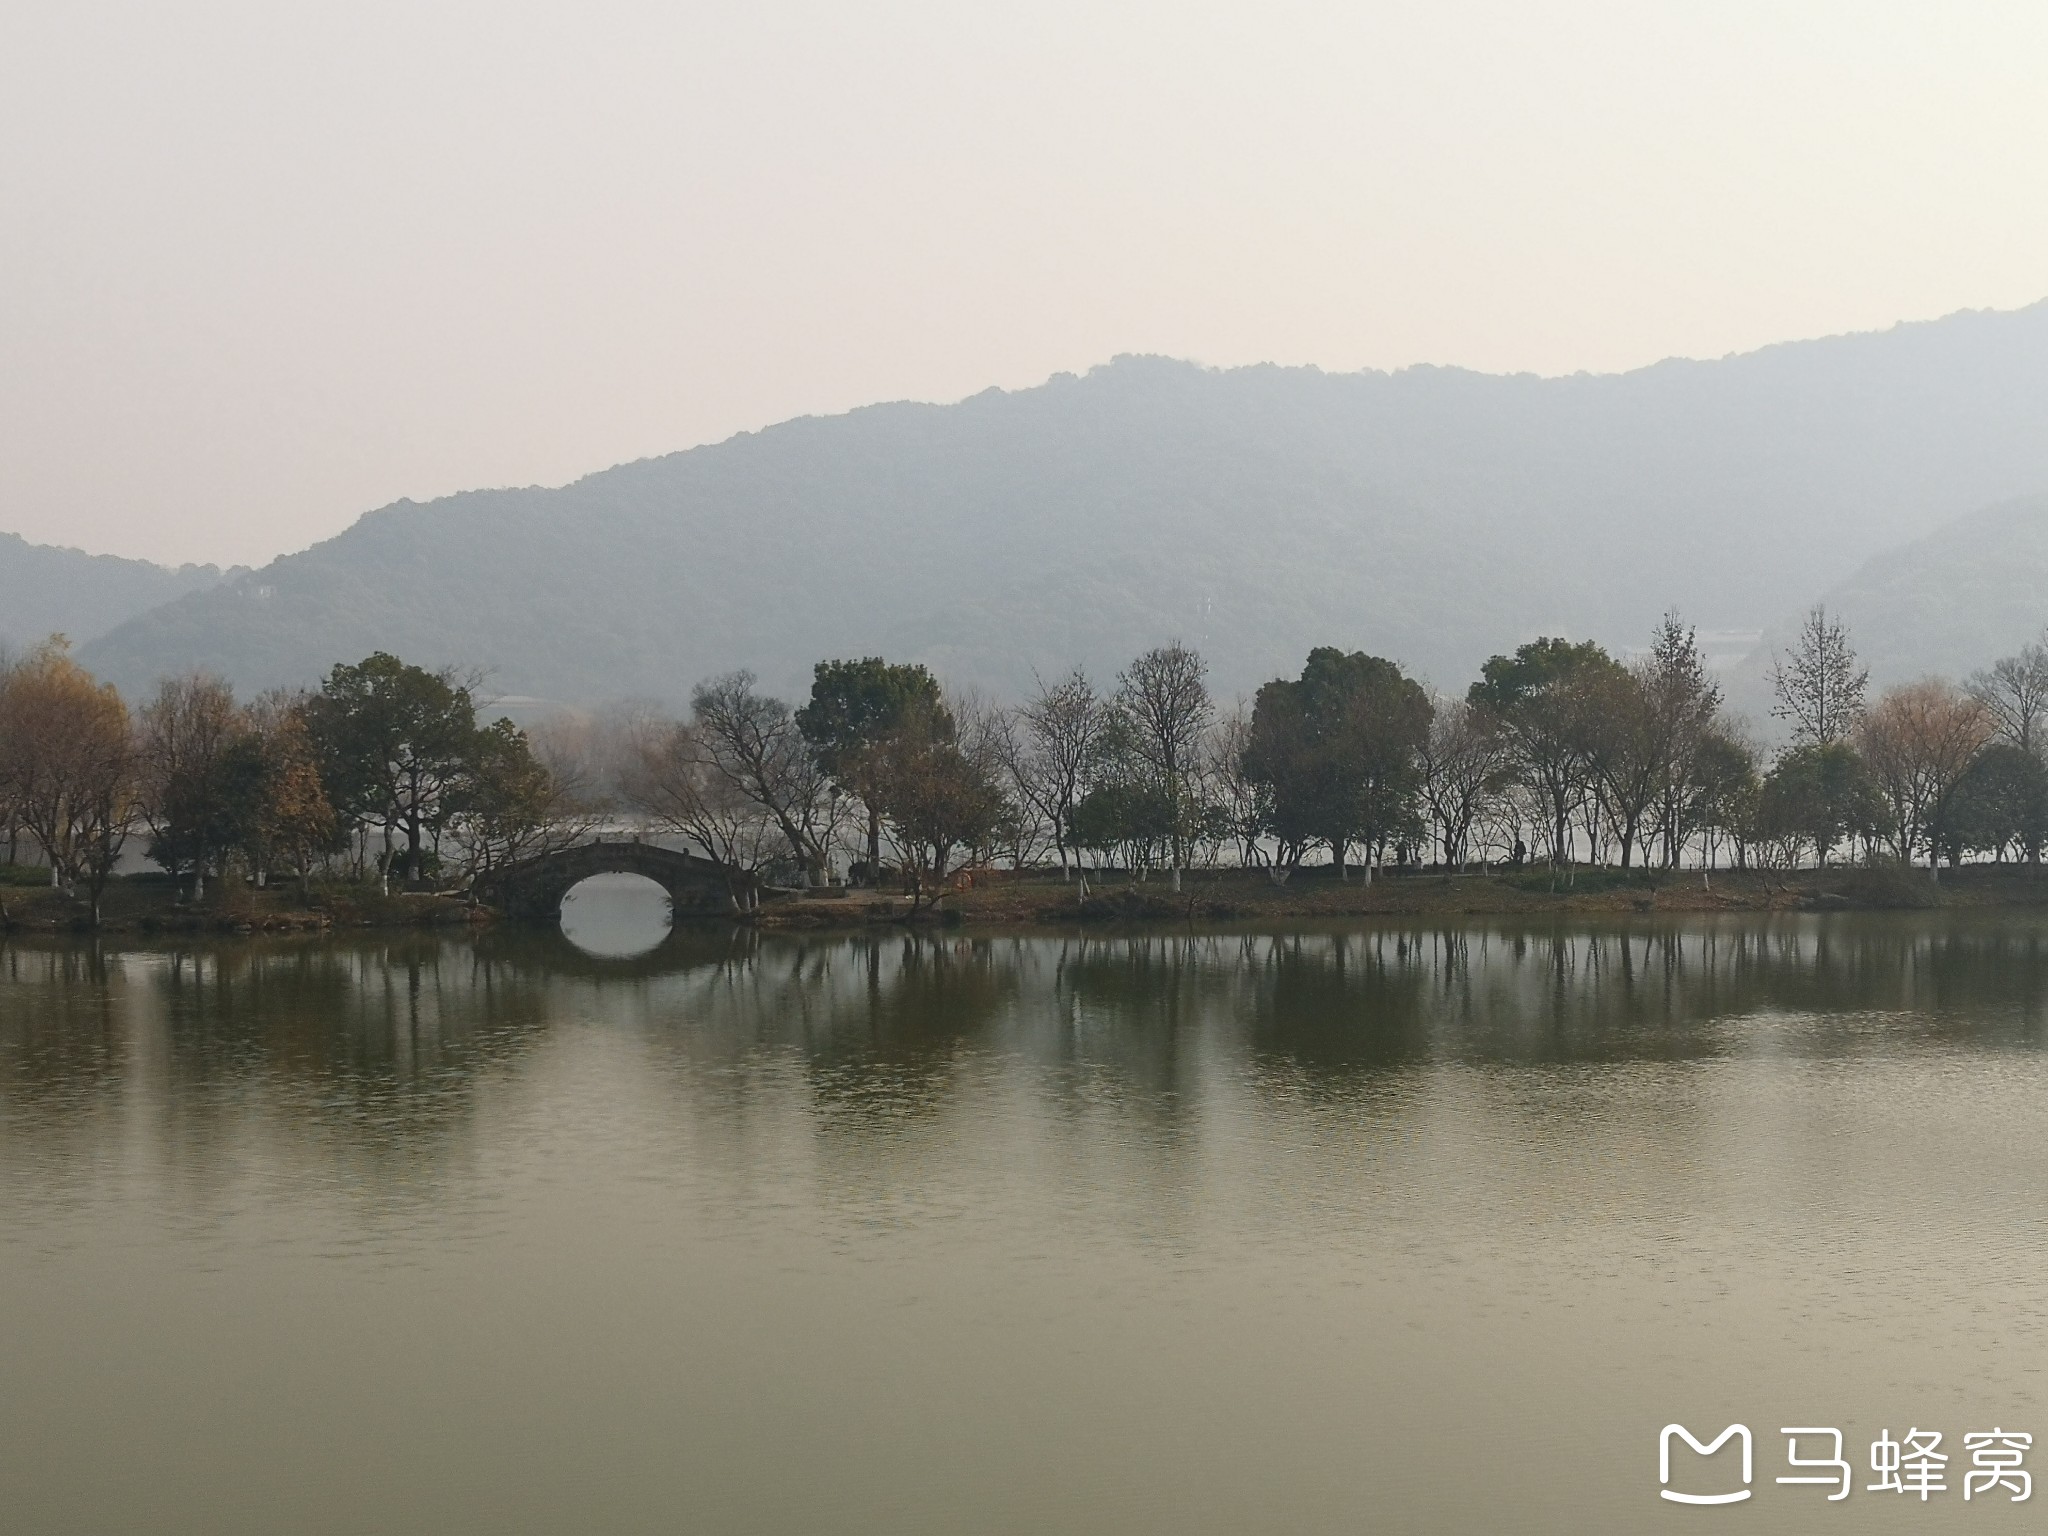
[558,871,675,958]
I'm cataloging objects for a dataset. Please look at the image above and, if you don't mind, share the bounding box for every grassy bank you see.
[755,862,2048,929]
[0,867,474,935]
[7,860,2047,937]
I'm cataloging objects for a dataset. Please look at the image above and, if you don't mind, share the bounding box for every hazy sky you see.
[6,0,2048,568]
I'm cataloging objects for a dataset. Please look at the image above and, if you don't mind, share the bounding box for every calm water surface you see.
[8,881,2048,1532]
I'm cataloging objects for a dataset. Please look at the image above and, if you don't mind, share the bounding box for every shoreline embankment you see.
[5,863,2043,938]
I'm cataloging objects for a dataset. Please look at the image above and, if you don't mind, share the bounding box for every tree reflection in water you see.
[8,913,2048,1187]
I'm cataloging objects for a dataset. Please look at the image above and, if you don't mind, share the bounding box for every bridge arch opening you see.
[559,871,673,958]
[476,837,747,925]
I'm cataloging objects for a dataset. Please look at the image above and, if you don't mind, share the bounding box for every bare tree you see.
[1641,614,1723,866]
[1770,605,1868,747]
[1857,679,1993,875]
[1673,721,1759,875]
[1115,642,1213,891]
[687,672,841,882]
[623,721,780,910]
[943,689,1033,869]
[444,719,598,882]
[871,696,1008,913]
[568,699,677,820]
[1969,634,2048,755]
[0,643,22,866]
[520,709,616,821]
[136,672,242,899]
[1473,781,1537,870]
[1421,697,1510,867]
[1207,701,1269,870]
[1587,669,1664,869]
[1001,668,1104,878]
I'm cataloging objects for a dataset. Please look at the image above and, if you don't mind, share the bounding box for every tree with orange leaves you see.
[0,638,137,924]
[1857,679,1994,877]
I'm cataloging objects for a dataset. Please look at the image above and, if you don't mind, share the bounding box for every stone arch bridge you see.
[475,839,749,921]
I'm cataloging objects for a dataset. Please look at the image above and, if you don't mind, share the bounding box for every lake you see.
[7,879,2048,1532]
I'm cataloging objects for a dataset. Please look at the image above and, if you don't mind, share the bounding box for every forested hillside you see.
[77,301,2048,705]
[1732,492,2048,712]
[0,534,228,655]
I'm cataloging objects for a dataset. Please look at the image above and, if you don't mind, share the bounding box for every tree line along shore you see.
[1,603,2046,933]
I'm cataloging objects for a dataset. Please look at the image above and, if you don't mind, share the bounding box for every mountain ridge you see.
[0,533,234,657]
[1731,491,2048,718]
[67,299,2048,705]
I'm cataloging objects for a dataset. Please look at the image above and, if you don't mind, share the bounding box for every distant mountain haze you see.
[0,534,230,657]
[64,300,2048,706]
[1726,490,2048,725]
